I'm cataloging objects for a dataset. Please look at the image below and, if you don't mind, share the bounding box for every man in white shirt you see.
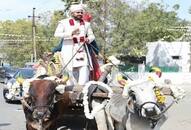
[54,4,95,85]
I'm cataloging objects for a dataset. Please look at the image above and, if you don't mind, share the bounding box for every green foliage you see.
[0,11,66,67]
[86,0,184,59]
[0,20,32,66]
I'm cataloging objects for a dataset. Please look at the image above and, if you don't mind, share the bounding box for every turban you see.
[69,4,84,13]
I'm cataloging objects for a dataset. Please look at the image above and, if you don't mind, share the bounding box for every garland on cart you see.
[82,81,113,119]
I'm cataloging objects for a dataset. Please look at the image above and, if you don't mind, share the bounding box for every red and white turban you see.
[70,4,84,13]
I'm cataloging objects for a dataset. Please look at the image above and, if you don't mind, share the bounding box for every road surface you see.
[0,83,25,130]
[161,83,191,130]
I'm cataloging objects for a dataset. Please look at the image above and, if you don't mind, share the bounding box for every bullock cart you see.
[21,78,121,130]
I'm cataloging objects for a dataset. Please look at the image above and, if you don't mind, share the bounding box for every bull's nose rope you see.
[82,81,113,119]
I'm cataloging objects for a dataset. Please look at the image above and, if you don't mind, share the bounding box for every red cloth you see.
[83,12,92,22]
[90,53,101,81]
[69,19,85,43]
[72,37,78,43]
[69,19,75,25]
[69,18,85,26]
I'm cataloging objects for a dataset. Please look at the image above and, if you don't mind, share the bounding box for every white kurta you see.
[54,18,95,71]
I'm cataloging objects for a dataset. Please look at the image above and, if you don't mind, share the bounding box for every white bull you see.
[105,80,175,130]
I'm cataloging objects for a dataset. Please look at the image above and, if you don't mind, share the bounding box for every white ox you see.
[104,80,175,130]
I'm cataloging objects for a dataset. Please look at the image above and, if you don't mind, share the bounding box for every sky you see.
[0,0,65,21]
[0,0,191,21]
[157,0,191,21]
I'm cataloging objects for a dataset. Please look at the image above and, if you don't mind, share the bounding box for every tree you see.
[0,8,68,67]
[87,0,184,58]
[36,10,66,58]
[0,20,33,66]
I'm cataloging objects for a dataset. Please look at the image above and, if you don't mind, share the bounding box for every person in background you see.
[148,66,185,101]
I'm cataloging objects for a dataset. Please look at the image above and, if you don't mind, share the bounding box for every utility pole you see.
[28,8,40,63]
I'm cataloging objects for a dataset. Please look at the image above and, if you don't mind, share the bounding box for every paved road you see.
[161,84,191,130]
[0,83,191,130]
[0,84,25,130]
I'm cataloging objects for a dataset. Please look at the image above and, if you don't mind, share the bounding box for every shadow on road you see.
[0,123,11,130]
[6,100,21,105]
[57,114,97,130]
[0,123,11,127]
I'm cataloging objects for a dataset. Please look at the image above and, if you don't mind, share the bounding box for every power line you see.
[0,33,31,37]
[0,39,32,42]
[0,33,56,41]
[0,39,55,42]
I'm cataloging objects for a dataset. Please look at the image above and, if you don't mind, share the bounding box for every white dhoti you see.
[54,18,95,85]
[73,66,90,85]
[60,41,91,85]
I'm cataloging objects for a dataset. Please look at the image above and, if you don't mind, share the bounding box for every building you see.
[146,41,190,72]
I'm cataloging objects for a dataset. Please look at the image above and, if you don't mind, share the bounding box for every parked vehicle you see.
[3,68,35,102]
[24,62,36,68]
[0,66,18,84]
[4,67,18,84]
